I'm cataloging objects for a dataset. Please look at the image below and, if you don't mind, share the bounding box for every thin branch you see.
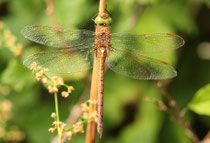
[129,4,146,28]
[155,81,180,113]
[45,0,59,27]
[51,105,83,143]
[54,92,62,143]
[154,81,200,143]
[144,97,178,121]
[98,0,107,17]
[51,86,90,143]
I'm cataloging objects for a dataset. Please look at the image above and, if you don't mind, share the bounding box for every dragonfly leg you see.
[91,13,99,22]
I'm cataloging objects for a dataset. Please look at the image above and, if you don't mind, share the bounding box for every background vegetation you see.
[0,0,210,143]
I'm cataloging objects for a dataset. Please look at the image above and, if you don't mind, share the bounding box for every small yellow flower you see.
[30,62,38,72]
[39,70,45,75]
[82,112,89,120]
[51,76,64,86]
[51,113,56,119]
[73,121,84,134]
[61,91,69,98]
[81,103,89,112]
[4,30,11,39]
[68,86,74,93]
[0,100,12,122]
[35,72,42,81]
[14,43,23,56]
[5,31,16,49]
[42,78,48,84]
[52,76,58,82]
[53,87,58,93]
[48,86,53,93]
[66,131,73,140]
[53,121,66,133]
[53,121,62,128]
[1,100,12,112]
[48,86,58,94]
[57,78,64,85]
[48,128,55,133]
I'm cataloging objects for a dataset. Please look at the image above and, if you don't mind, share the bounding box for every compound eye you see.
[95,16,112,26]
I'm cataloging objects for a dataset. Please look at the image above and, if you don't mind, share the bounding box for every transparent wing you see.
[111,33,184,54]
[23,47,94,73]
[21,25,95,48]
[107,48,177,80]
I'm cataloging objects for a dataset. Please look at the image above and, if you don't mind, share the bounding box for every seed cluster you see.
[30,62,74,98]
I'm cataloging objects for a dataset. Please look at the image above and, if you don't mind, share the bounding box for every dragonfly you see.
[21,14,184,138]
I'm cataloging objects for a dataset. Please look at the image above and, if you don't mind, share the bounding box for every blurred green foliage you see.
[188,84,210,116]
[0,0,210,143]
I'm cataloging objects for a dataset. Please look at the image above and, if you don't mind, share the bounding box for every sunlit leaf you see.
[188,84,210,116]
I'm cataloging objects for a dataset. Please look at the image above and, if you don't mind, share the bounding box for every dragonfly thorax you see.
[96,47,107,58]
[95,25,111,56]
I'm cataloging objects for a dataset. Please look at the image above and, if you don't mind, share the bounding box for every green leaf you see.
[205,0,210,6]
[188,84,210,116]
[113,85,164,143]
[1,59,36,92]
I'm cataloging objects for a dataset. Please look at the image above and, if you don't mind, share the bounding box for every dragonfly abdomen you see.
[97,54,105,138]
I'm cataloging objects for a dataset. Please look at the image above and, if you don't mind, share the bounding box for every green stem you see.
[54,92,62,143]
[43,74,52,82]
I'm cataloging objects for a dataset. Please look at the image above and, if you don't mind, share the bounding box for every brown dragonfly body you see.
[95,25,111,137]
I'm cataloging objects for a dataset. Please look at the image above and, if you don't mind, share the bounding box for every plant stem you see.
[99,0,106,17]
[54,92,62,143]
[86,54,98,143]
[86,0,107,142]
[155,81,180,113]
[45,0,59,27]
[155,81,200,143]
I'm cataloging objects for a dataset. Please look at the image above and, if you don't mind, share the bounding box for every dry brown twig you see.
[86,55,98,143]
[155,81,180,113]
[45,0,59,27]
[146,81,200,143]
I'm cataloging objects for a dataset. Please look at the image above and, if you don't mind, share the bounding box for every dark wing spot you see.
[32,25,41,27]
[166,33,174,36]
[160,60,168,65]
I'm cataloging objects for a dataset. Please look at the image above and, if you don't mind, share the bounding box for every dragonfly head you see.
[95,16,112,26]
